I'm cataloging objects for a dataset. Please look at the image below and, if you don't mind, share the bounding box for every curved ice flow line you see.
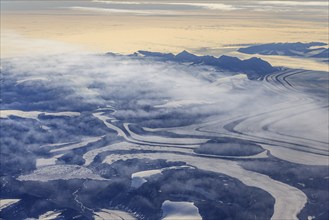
[93,112,127,138]
[227,71,328,152]
[140,70,328,164]
[91,113,269,165]
[93,112,306,219]
[95,108,323,166]
[104,70,321,147]
[260,105,329,142]
[82,141,268,166]
[123,123,209,145]
[103,152,307,220]
[194,148,268,160]
[93,112,204,148]
[142,93,318,139]
[260,144,328,166]
[143,102,326,156]
[142,95,316,143]
[229,72,318,124]
[263,70,328,142]
[198,96,328,162]
[50,136,105,153]
[89,69,326,218]
[265,70,304,94]
[230,105,328,152]
[197,105,326,153]
[265,69,327,105]
[263,107,329,145]
[142,116,326,162]
[263,70,313,105]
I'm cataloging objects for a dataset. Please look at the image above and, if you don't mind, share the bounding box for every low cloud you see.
[1,33,327,166]
[0,30,85,59]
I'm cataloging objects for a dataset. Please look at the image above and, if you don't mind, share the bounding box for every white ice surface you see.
[103,152,307,220]
[141,70,329,166]
[123,123,209,145]
[93,107,310,219]
[94,209,137,220]
[131,166,193,189]
[50,136,105,153]
[36,154,64,168]
[0,199,20,211]
[93,112,204,148]
[261,144,328,166]
[82,141,195,166]
[38,211,62,220]
[161,200,202,220]
[0,110,80,120]
[17,165,105,182]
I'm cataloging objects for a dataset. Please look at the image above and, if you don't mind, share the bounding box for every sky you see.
[1,0,328,57]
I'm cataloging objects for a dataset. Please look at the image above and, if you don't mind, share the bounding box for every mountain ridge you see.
[238,42,328,59]
[118,50,279,80]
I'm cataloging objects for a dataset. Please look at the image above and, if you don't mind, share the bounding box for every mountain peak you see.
[136,50,175,59]
[218,55,241,63]
[175,50,200,62]
[177,50,192,55]
[118,50,278,79]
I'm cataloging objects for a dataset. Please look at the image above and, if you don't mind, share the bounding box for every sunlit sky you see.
[1,0,328,57]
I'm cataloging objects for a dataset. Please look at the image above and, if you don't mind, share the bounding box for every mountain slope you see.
[238,42,328,59]
[134,50,278,79]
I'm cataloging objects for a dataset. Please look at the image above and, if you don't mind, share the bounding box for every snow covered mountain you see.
[129,50,279,79]
[238,42,328,59]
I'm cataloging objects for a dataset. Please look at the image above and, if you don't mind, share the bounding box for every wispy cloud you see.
[69,6,179,15]
[91,0,239,11]
[92,0,142,4]
[258,1,329,6]
[2,33,328,167]
[168,3,238,11]
[88,0,328,13]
